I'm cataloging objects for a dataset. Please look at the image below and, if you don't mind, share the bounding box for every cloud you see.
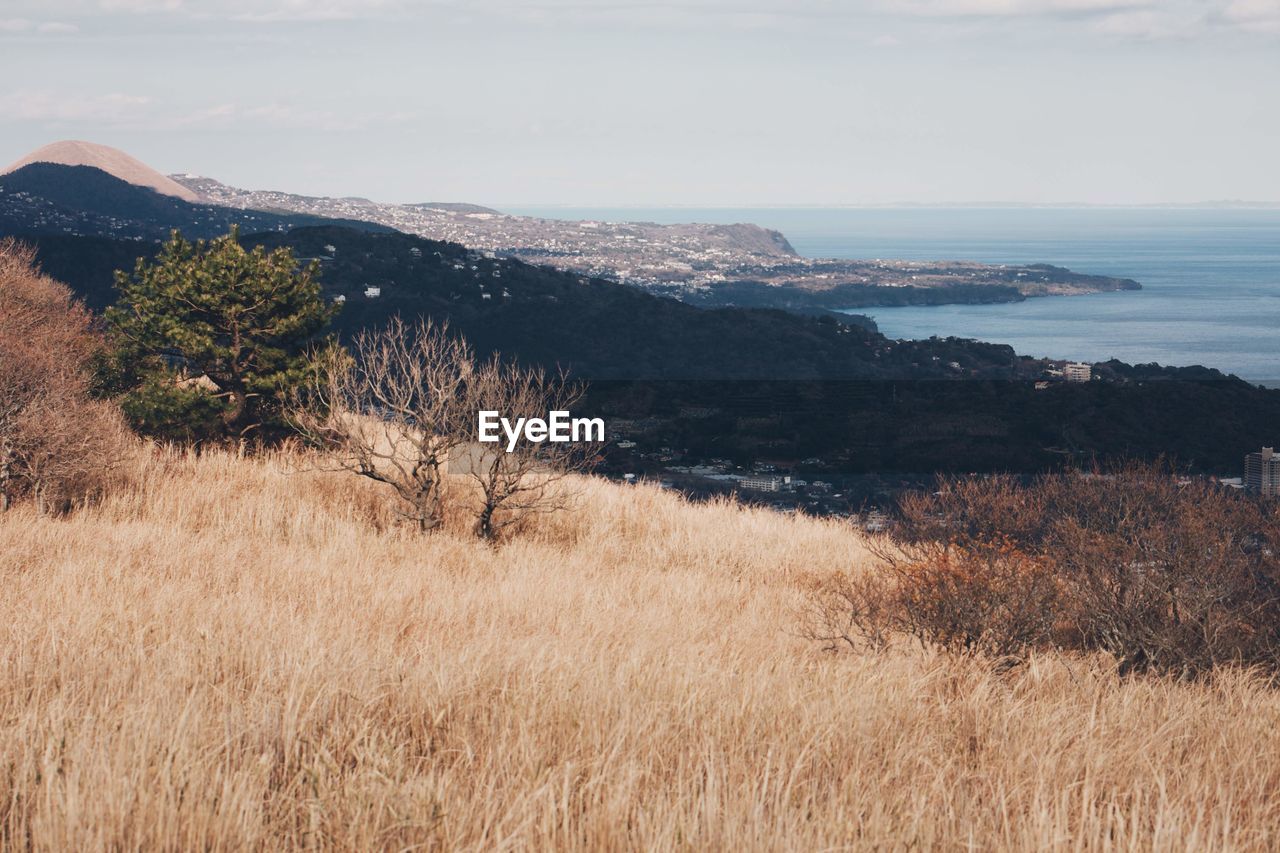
[1,0,400,21]
[874,0,1280,38]
[2,0,1276,38]
[0,92,152,123]
[0,90,416,133]
[494,0,1280,39]
[1221,0,1280,32]
[881,0,1153,16]
[98,0,401,19]
[1089,9,1199,38]
[97,0,186,11]
[172,101,418,131]
[0,17,80,34]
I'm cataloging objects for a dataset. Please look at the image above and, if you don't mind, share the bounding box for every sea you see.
[510,207,1280,386]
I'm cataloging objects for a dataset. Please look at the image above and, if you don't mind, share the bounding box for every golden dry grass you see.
[3,447,1280,850]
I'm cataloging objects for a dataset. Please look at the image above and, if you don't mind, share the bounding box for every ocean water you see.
[511,207,1280,384]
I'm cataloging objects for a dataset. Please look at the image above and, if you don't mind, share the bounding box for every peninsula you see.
[176,176,1141,312]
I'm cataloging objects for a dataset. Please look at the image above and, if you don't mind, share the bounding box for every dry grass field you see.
[4,448,1280,850]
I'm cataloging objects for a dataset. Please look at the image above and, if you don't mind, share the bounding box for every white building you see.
[863,510,890,533]
[1064,362,1092,383]
[1245,447,1280,496]
[740,475,784,493]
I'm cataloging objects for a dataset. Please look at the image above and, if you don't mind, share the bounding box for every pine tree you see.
[107,228,337,443]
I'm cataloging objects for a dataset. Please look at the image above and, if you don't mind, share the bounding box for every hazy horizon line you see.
[497,201,1280,211]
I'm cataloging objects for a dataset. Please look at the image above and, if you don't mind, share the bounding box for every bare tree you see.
[462,357,597,541]
[292,316,599,539]
[290,316,475,532]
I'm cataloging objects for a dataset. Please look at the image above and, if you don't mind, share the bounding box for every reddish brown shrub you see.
[890,538,1061,656]
[0,239,132,511]
[812,463,1280,678]
[1043,467,1280,676]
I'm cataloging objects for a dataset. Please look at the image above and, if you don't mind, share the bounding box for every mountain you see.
[4,140,199,202]
[0,162,395,241]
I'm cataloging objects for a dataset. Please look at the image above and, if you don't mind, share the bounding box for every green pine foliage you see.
[106,228,337,443]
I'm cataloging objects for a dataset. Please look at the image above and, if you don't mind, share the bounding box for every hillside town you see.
[175,176,1139,305]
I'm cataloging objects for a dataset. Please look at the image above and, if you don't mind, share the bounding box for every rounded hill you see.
[2,140,199,202]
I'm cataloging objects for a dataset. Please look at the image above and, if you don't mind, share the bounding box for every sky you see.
[1,0,1277,206]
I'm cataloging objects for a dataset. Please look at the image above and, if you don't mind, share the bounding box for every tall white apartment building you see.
[1245,447,1280,496]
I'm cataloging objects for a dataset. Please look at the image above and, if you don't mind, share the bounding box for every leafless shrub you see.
[462,356,597,541]
[13,391,133,513]
[0,239,132,512]
[289,316,474,532]
[893,474,1051,553]
[826,476,1064,659]
[291,316,597,540]
[802,569,896,653]
[810,533,1059,659]
[813,463,1280,678]
[898,540,1060,657]
[1043,466,1280,677]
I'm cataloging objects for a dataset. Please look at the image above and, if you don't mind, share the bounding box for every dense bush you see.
[0,239,132,512]
[809,464,1280,678]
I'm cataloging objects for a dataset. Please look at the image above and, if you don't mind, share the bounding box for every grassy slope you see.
[3,451,1280,850]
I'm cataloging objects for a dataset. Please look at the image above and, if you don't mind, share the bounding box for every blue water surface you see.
[511,206,1280,384]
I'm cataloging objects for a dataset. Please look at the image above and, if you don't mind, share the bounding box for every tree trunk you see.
[411,471,446,533]
[221,387,254,438]
[475,504,496,541]
[0,438,11,511]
